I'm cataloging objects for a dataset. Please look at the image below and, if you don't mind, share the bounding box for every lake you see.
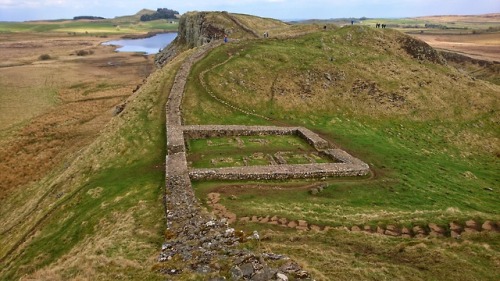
[102,33,177,55]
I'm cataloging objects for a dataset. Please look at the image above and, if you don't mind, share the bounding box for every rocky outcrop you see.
[176,12,225,48]
[156,12,221,66]
[440,50,499,66]
[398,35,446,64]
[156,11,260,66]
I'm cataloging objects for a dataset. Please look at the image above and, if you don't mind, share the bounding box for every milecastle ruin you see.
[160,37,369,278]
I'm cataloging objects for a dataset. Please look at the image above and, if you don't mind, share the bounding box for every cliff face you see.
[155,12,226,66]
[178,12,227,47]
[155,11,264,66]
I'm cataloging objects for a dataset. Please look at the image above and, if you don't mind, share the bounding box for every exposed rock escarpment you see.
[155,11,262,67]
[398,35,446,64]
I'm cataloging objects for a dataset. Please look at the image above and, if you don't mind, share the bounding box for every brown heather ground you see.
[413,32,500,62]
[0,33,154,198]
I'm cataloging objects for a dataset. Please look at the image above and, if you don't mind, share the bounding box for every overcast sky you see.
[0,0,499,22]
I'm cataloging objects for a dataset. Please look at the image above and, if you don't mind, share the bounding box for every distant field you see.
[0,19,178,34]
[361,13,500,32]
[0,67,59,132]
[356,14,500,62]
[413,32,500,61]
[0,29,156,196]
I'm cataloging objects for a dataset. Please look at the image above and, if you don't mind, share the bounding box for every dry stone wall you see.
[190,163,368,181]
[183,125,369,181]
[183,125,297,139]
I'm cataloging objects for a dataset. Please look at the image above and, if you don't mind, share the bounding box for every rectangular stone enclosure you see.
[177,125,370,180]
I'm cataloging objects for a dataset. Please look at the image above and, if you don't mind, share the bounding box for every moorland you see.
[0,11,499,280]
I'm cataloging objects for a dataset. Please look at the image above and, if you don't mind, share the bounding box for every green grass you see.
[258,228,499,280]
[187,135,332,168]
[3,164,164,280]
[184,27,498,219]
[185,26,499,279]
[183,45,273,126]
[1,85,169,279]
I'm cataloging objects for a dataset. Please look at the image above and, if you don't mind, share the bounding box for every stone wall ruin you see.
[161,37,369,279]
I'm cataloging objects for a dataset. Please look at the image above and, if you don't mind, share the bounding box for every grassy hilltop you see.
[183,20,499,280]
[0,11,499,280]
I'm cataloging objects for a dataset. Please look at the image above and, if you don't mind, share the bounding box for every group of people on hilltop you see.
[223,21,389,43]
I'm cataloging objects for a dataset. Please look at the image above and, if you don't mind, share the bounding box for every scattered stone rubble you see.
[236,212,499,239]
[205,193,499,240]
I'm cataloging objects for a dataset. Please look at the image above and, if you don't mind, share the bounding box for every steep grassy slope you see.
[183,25,500,279]
[0,48,195,280]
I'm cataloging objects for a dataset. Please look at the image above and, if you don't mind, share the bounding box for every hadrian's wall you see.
[182,125,330,151]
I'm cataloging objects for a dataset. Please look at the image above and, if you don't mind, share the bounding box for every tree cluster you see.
[424,23,449,29]
[140,8,179,21]
[73,16,105,20]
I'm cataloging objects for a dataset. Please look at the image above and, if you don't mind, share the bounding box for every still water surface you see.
[102,33,177,55]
